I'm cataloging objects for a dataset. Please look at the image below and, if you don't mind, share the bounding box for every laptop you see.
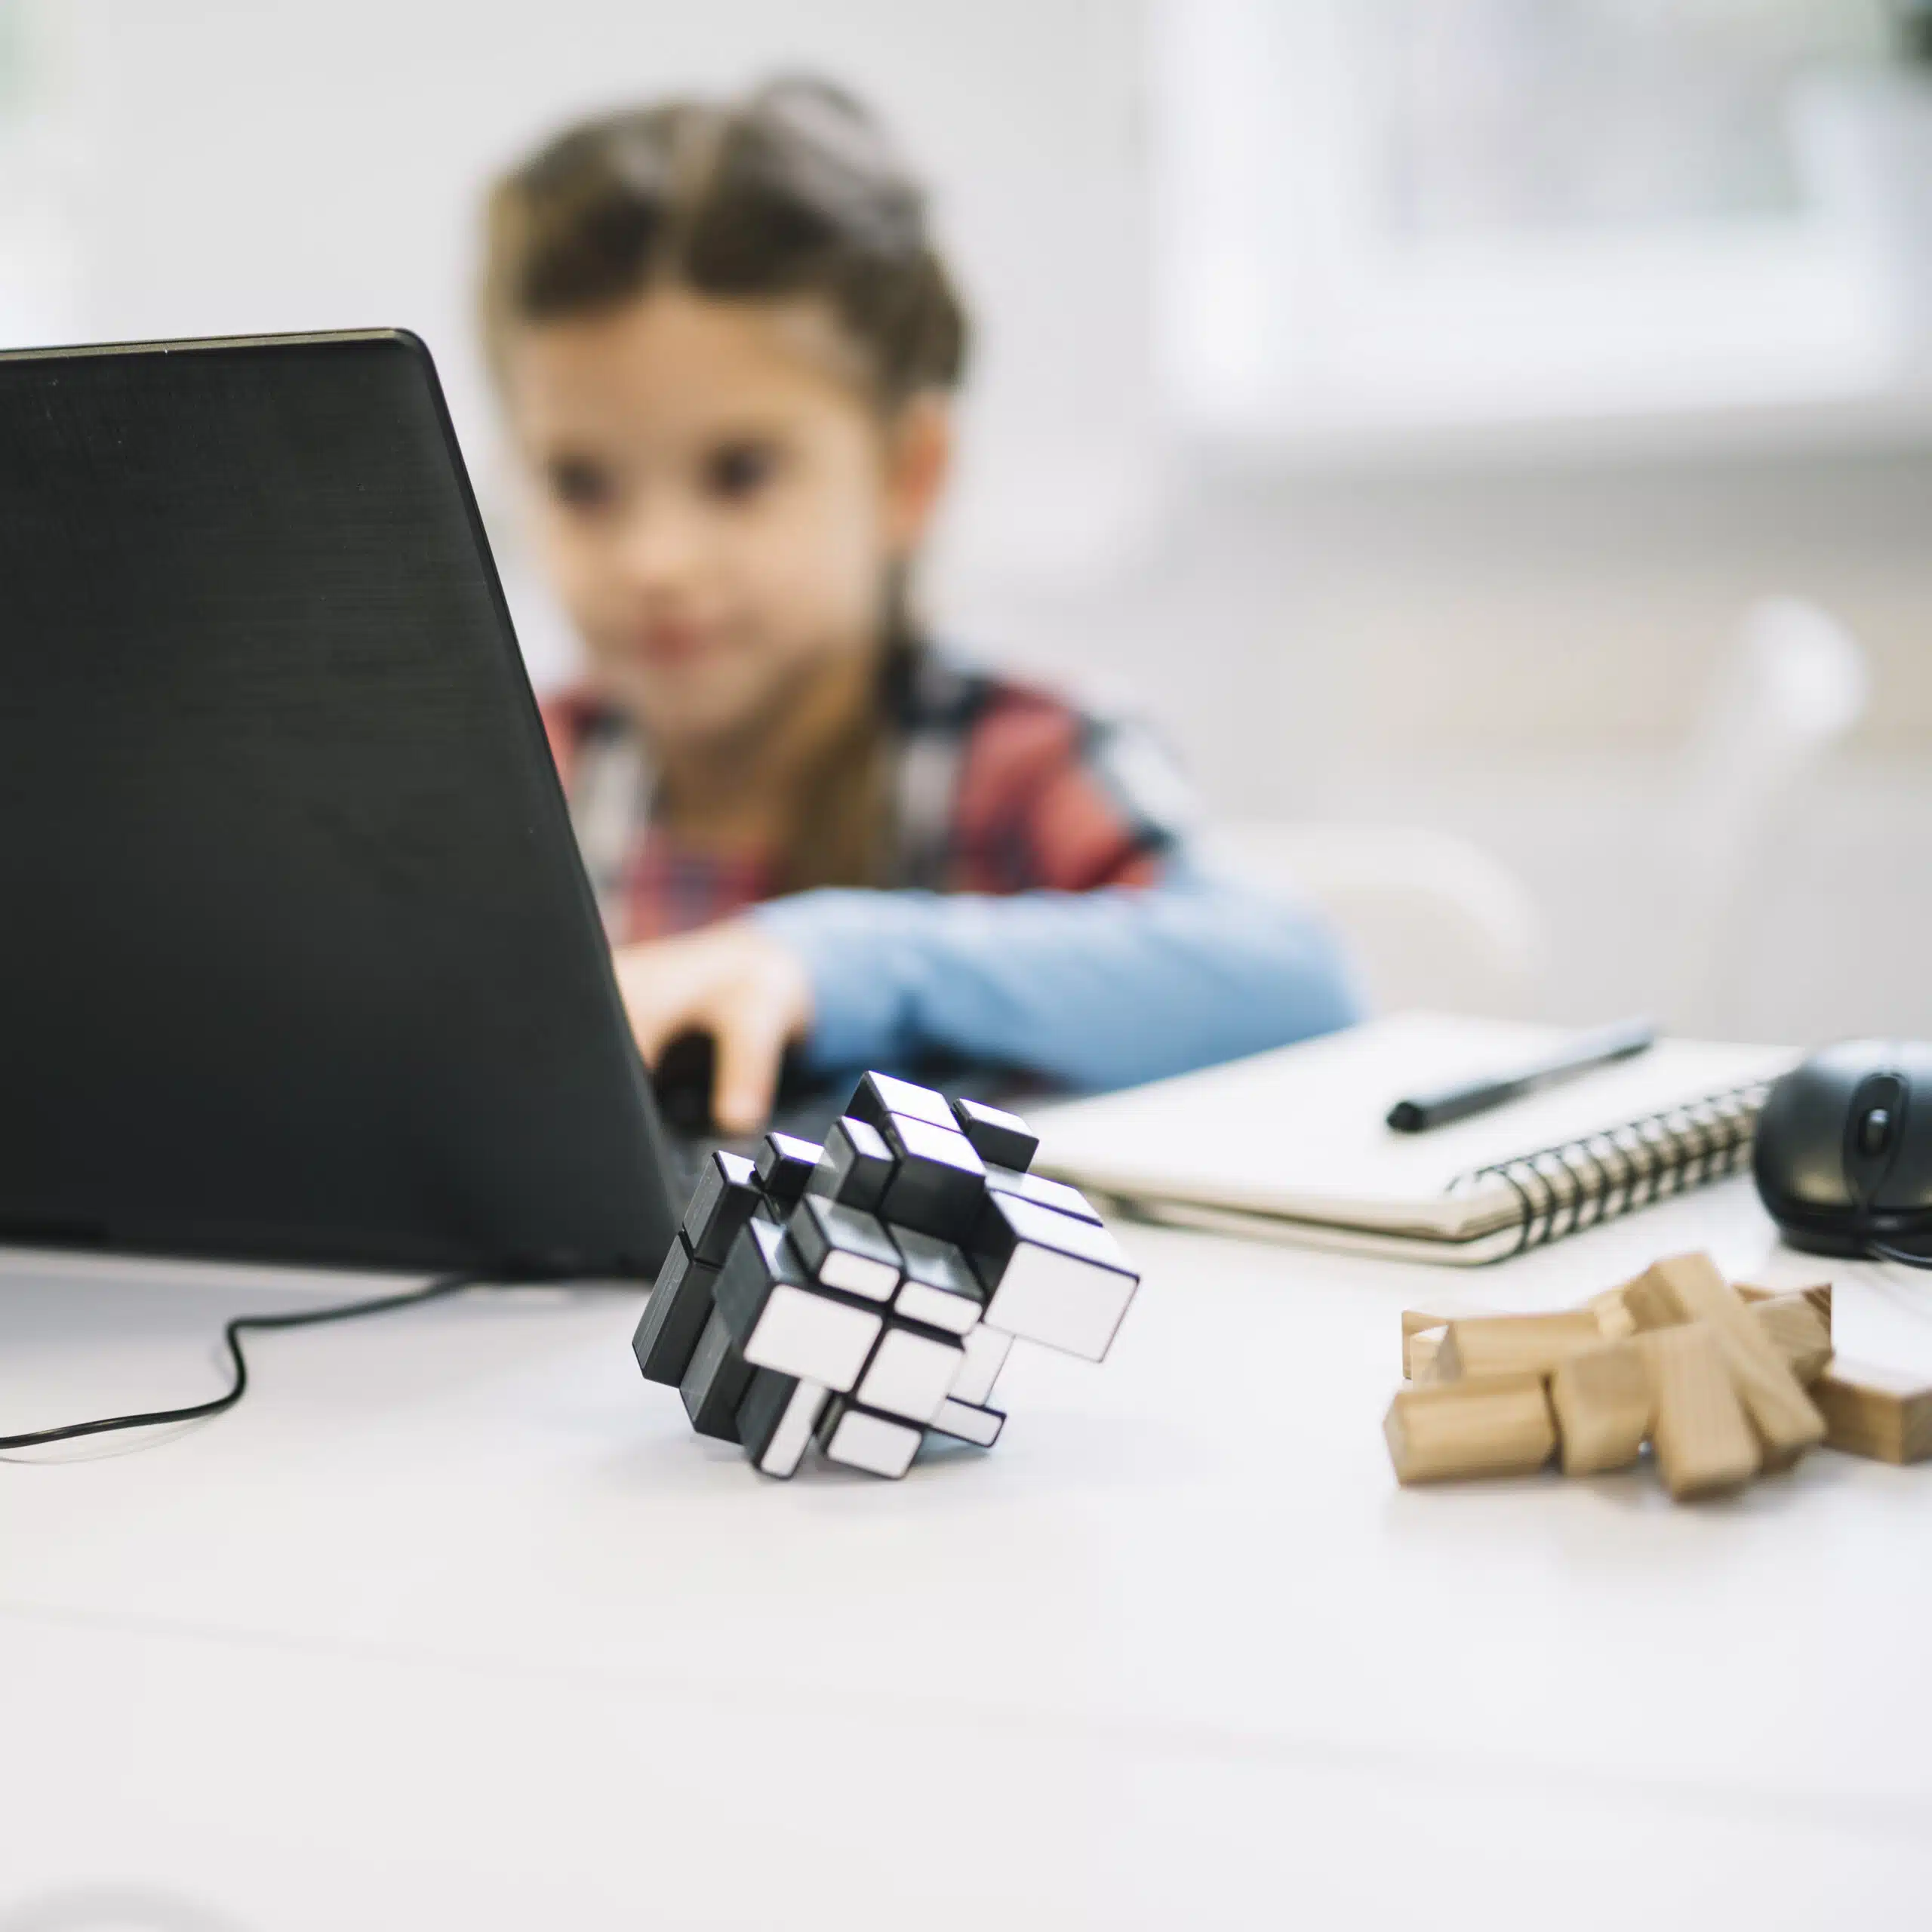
[0,329,690,1279]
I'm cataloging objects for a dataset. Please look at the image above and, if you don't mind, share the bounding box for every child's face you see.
[504,288,946,749]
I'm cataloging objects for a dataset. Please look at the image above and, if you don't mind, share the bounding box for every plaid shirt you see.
[540,646,1195,945]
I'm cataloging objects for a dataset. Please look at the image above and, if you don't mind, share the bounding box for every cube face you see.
[681,1307,754,1442]
[789,1195,902,1303]
[683,1149,763,1265]
[929,1397,1004,1449]
[894,1278,981,1336]
[632,1234,718,1387]
[890,1227,984,1334]
[973,1189,1132,1283]
[640,1076,1133,1478]
[985,1164,1100,1226]
[743,1284,881,1392]
[983,1240,1137,1363]
[972,1193,1139,1363]
[818,1400,921,1479]
[952,1097,1039,1174]
[712,1216,810,1346]
[855,1324,964,1425]
[806,1116,894,1214]
[878,1113,987,1241]
[762,1380,829,1477]
[755,1133,823,1206]
[949,1324,1013,1407]
[737,1370,829,1479]
[847,1072,955,1135]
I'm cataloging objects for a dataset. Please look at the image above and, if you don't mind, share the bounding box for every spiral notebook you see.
[1031,1012,1796,1265]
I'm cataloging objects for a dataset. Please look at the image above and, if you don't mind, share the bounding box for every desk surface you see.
[2,1180,1929,1929]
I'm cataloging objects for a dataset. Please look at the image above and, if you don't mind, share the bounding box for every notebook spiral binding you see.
[1453,1079,1775,1259]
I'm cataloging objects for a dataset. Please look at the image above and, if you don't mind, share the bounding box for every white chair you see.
[1666,596,1872,1032]
[1204,821,1549,1019]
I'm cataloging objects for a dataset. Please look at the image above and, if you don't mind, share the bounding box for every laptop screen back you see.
[0,331,673,1275]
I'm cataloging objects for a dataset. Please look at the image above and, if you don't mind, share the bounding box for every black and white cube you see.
[632,1071,1138,1478]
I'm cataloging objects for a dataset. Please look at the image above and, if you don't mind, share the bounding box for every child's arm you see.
[751,870,1361,1091]
[608,683,1359,1128]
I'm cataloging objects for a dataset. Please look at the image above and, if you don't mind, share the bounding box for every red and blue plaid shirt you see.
[540,645,1195,945]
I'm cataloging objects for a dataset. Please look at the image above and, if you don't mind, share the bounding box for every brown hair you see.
[481,77,968,894]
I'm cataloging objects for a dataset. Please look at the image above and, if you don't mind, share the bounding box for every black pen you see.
[1386,1017,1658,1134]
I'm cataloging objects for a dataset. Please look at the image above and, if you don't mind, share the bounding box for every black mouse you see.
[1753,1039,1932,1263]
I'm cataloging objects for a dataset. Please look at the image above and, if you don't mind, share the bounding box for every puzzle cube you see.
[845,1071,958,1135]
[949,1323,1014,1407]
[968,1189,1138,1362]
[713,1217,882,1391]
[755,1133,823,1207]
[929,1397,1005,1447]
[632,1070,1140,1478]
[951,1096,1039,1172]
[985,1164,1101,1224]
[891,1226,986,1335]
[875,1112,986,1241]
[632,1233,718,1386]
[737,1368,829,1479]
[806,1115,895,1212]
[788,1195,902,1303]
[853,1320,964,1425]
[682,1306,755,1441]
[681,1149,764,1265]
[816,1396,923,1478]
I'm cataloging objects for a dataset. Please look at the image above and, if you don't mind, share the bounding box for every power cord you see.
[0,1269,490,1452]
[1871,1241,1932,1272]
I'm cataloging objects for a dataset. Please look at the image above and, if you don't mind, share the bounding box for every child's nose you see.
[618,499,708,595]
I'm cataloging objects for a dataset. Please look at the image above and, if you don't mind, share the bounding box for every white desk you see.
[2,1181,1930,1929]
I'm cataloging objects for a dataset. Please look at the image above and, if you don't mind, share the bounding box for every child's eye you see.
[703,440,780,503]
[547,456,616,512]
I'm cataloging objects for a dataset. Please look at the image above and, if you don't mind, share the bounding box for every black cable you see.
[0,1270,488,1452]
[1871,1241,1932,1272]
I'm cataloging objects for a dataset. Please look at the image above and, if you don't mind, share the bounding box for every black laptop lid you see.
[0,330,673,1276]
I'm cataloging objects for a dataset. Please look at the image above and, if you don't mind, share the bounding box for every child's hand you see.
[613,922,814,1134]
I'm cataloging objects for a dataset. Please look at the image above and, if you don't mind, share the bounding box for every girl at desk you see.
[482,75,1358,1131]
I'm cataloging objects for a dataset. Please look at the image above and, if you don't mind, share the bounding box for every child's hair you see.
[481,75,968,407]
[481,76,969,895]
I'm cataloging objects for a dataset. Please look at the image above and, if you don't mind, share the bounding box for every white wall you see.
[43,0,1157,681]
[23,0,1932,1043]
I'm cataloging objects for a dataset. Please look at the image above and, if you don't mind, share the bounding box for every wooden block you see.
[1812,1358,1932,1464]
[1619,1262,1694,1333]
[1641,1252,1824,1469]
[1734,1279,1832,1337]
[1408,1327,1446,1386]
[1748,1295,1832,1386]
[1383,1375,1555,1485]
[1402,1309,1457,1378]
[1549,1340,1652,1475]
[1435,1310,1605,1382]
[1586,1285,1638,1343]
[1642,1324,1761,1500]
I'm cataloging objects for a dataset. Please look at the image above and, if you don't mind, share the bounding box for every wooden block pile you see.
[1386,1251,1932,1500]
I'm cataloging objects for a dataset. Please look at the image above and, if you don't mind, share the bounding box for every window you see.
[1151,0,1906,447]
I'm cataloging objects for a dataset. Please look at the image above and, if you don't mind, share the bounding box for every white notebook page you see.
[1032,1013,1795,1241]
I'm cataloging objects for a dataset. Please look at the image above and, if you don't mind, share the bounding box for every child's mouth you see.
[633,622,720,669]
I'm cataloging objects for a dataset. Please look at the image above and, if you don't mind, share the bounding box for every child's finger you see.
[712,992,791,1134]
[618,987,678,1068]
[611,950,697,1067]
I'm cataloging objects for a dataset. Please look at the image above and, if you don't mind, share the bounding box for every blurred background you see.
[3,0,1928,1044]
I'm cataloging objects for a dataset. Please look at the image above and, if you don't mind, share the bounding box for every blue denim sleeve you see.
[749,873,1362,1092]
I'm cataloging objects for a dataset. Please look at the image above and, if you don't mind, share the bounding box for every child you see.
[482,77,1358,1131]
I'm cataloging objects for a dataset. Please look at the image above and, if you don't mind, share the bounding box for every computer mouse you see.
[648,1028,838,1140]
[651,1029,721,1136]
[1753,1039,1932,1262]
